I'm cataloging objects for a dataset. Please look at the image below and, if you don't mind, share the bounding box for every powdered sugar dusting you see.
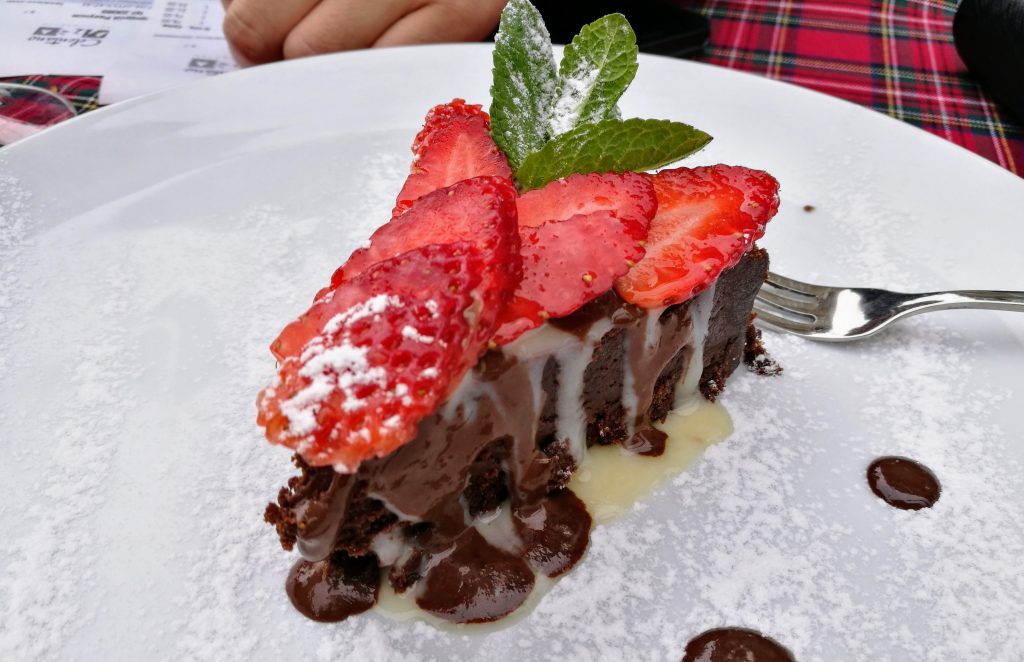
[401,325,436,344]
[493,0,557,159]
[548,65,599,137]
[2,126,1023,662]
[279,295,401,436]
[321,294,398,335]
[0,174,142,659]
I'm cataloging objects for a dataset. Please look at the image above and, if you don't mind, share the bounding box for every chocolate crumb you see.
[744,322,783,376]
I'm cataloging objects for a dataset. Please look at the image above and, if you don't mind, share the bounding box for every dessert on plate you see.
[256,0,780,625]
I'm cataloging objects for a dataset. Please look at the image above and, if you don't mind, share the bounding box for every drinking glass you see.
[0,82,78,147]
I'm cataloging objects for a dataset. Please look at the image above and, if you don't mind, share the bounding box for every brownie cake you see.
[255,1,781,625]
[265,249,768,623]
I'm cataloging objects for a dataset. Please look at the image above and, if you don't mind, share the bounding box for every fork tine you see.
[757,283,821,315]
[764,271,833,298]
[752,300,815,335]
[753,295,816,323]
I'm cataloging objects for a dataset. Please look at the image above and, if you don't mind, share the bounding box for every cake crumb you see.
[744,323,783,376]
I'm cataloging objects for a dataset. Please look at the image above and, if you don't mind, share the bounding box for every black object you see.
[526,0,710,59]
[953,0,1024,123]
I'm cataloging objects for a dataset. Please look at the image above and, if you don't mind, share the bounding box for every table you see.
[3,0,1021,176]
[693,0,1022,175]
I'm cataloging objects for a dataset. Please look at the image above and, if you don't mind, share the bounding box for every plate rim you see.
[2,43,1021,190]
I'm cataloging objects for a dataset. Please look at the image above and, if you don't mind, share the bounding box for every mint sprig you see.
[516,119,711,191]
[490,0,713,190]
[489,0,557,172]
[548,14,638,137]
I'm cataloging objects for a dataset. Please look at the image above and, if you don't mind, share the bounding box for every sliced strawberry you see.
[615,166,780,308]
[516,172,657,230]
[492,212,648,345]
[331,176,518,286]
[490,172,657,344]
[394,99,512,215]
[258,242,511,471]
[282,177,521,363]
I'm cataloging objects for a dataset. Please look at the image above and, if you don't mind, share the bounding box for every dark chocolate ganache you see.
[286,554,379,622]
[682,627,795,662]
[866,456,941,510]
[269,250,771,625]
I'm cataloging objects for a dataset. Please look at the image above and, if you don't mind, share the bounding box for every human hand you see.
[223,0,508,66]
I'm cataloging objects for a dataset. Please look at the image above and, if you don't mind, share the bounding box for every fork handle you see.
[903,290,1024,314]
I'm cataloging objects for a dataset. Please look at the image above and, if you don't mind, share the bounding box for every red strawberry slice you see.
[517,172,657,230]
[331,176,519,287]
[615,166,780,308]
[492,211,648,345]
[258,242,511,471]
[489,172,657,345]
[285,177,521,363]
[393,99,512,216]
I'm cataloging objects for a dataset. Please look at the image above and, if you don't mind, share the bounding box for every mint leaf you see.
[548,14,638,137]
[516,118,712,191]
[489,0,558,172]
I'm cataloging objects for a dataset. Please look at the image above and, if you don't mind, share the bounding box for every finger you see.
[223,0,320,65]
[282,0,415,59]
[373,0,506,48]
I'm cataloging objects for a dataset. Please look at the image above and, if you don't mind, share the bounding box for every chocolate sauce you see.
[549,290,641,339]
[623,426,669,456]
[285,554,379,622]
[682,628,795,661]
[414,528,535,623]
[624,299,699,444]
[265,251,772,625]
[867,456,941,510]
[516,488,592,577]
[475,349,519,381]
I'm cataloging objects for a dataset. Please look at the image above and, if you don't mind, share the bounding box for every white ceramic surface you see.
[1,45,1023,661]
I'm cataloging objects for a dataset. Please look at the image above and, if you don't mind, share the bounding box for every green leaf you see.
[549,14,638,137]
[515,118,712,191]
[489,0,558,172]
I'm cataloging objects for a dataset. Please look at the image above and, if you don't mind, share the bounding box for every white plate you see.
[2,45,1023,662]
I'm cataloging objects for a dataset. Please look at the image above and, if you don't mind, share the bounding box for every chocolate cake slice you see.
[255,1,783,626]
[264,248,769,624]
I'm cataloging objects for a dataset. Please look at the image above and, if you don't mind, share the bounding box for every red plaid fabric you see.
[691,0,1023,175]
[4,2,1022,177]
[0,75,101,115]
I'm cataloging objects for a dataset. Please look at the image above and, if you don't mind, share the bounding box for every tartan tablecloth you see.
[693,0,1023,175]
[0,75,101,117]
[4,0,1022,176]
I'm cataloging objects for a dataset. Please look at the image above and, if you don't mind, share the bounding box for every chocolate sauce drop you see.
[285,554,379,622]
[516,488,592,577]
[623,426,669,456]
[682,628,795,662]
[866,456,941,510]
[415,528,535,623]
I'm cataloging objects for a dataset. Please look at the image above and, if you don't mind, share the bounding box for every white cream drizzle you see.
[497,318,614,464]
[552,319,613,462]
[676,284,717,408]
[362,287,730,629]
[620,310,664,439]
[370,288,719,526]
[372,398,733,632]
[469,503,523,555]
[369,526,407,566]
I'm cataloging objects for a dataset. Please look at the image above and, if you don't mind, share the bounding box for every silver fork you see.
[754,272,1024,341]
